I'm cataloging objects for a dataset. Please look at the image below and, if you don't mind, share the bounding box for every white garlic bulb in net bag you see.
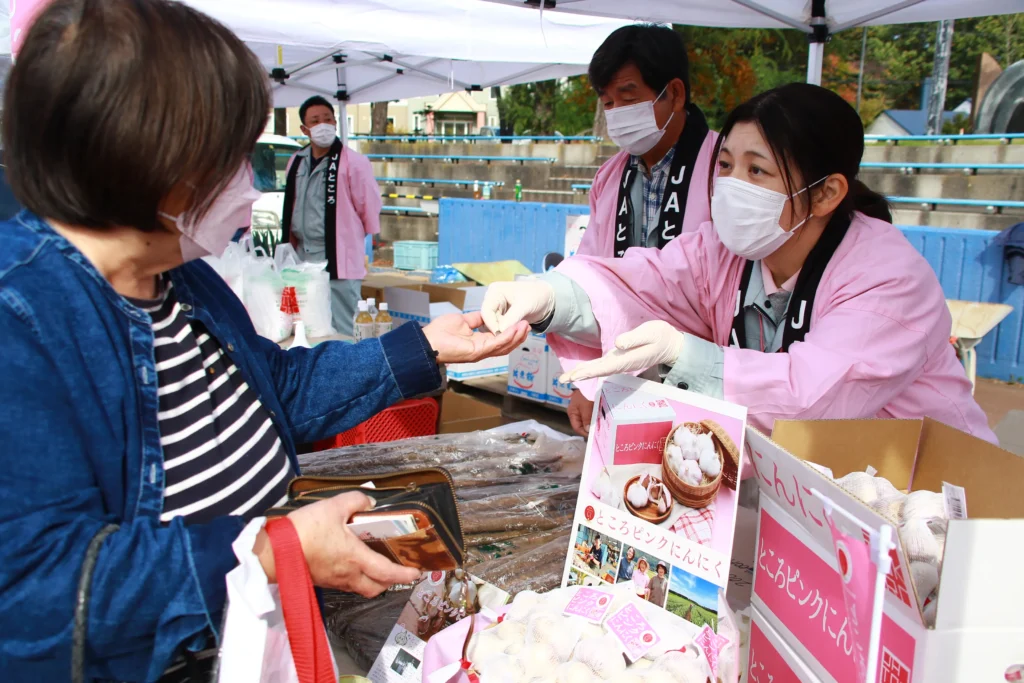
[900,518,942,565]
[652,649,711,683]
[900,490,946,525]
[527,611,581,661]
[494,620,528,643]
[606,673,646,683]
[469,630,510,663]
[572,636,627,679]
[520,642,561,679]
[909,561,940,609]
[477,653,525,683]
[554,661,593,683]
[835,471,878,505]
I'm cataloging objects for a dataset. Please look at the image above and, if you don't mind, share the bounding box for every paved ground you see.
[974,378,1024,455]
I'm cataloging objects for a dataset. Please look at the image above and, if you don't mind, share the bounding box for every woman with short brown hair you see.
[0,1,526,681]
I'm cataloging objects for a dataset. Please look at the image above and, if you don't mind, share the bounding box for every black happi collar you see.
[729,214,853,352]
[281,138,344,279]
[613,104,710,258]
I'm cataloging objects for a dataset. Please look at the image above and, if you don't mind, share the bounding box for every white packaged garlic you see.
[909,561,940,608]
[554,661,592,683]
[901,518,942,565]
[652,650,710,683]
[469,631,508,663]
[572,636,627,678]
[901,490,946,525]
[836,471,878,504]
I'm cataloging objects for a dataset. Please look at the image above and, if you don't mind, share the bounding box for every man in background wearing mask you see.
[281,96,382,336]
[566,24,718,436]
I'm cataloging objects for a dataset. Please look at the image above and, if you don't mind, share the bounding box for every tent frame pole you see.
[806,0,828,86]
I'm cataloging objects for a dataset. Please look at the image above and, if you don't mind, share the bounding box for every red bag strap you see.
[265,517,334,683]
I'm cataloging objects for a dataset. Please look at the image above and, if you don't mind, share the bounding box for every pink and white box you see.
[594,383,675,466]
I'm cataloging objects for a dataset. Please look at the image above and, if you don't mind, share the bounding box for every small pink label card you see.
[606,603,661,662]
[563,587,614,624]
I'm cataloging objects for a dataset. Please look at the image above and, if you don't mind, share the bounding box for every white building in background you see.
[282,88,501,136]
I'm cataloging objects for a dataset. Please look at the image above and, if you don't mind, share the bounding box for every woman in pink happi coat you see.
[483,83,995,444]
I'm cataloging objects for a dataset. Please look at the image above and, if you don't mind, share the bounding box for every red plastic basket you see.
[314,397,439,450]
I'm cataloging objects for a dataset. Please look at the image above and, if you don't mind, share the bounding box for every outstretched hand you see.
[424,312,529,365]
[559,320,686,383]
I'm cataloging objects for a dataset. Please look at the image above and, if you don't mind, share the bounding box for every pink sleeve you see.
[575,166,608,258]
[723,274,944,433]
[548,225,720,399]
[285,152,297,174]
[351,153,381,236]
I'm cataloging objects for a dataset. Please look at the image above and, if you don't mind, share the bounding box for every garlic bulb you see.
[871,492,906,523]
[521,643,560,678]
[836,472,878,504]
[657,488,671,514]
[909,561,940,608]
[477,653,525,682]
[630,659,653,670]
[642,671,677,683]
[626,481,649,508]
[900,518,942,565]
[901,491,946,525]
[527,612,579,661]
[469,631,508,663]
[872,476,901,500]
[695,432,716,458]
[505,641,524,656]
[554,661,592,683]
[573,636,627,678]
[673,427,697,450]
[667,444,683,463]
[640,473,655,490]
[592,468,613,501]
[579,623,606,642]
[495,620,528,643]
[606,673,646,683]
[698,449,721,479]
[676,459,704,487]
[922,592,938,627]
[653,650,711,683]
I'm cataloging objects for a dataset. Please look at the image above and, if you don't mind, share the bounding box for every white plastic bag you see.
[275,244,335,338]
[218,518,338,683]
[204,238,253,303]
[244,257,292,343]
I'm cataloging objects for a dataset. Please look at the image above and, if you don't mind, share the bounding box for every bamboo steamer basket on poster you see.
[661,420,740,508]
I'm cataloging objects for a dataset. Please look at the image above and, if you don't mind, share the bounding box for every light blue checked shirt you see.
[635,146,676,247]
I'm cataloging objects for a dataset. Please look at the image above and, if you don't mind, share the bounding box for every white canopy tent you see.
[181,0,629,108]
[474,0,1023,86]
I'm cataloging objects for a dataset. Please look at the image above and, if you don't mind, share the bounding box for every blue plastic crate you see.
[393,240,439,271]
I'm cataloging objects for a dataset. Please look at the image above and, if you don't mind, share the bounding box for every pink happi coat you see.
[285,147,381,280]
[576,131,719,257]
[548,214,997,443]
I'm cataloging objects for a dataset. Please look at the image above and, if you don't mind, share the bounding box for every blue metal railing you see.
[888,197,1024,212]
[861,162,1024,173]
[864,133,1024,145]
[367,153,555,164]
[378,177,504,188]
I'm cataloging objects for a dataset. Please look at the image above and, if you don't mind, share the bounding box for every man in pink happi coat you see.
[567,24,719,434]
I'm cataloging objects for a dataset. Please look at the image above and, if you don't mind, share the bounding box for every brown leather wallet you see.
[267,467,465,571]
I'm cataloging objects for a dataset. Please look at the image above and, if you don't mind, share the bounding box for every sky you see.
[669,565,719,612]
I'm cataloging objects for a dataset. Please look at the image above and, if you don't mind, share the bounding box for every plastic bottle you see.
[375,303,393,337]
[514,179,523,202]
[288,320,311,349]
[482,182,492,200]
[354,301,375,342]
[472,180,482,200]
[367,297,379,318]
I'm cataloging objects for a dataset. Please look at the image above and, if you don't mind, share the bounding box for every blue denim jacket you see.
[0,212,443,682]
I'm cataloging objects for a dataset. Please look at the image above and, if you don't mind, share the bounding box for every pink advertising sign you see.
[754,506,917,683]
[748,620,802,683]
[10,0,51,58]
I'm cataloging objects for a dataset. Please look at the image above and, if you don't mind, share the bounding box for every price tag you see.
[942,481,968,520]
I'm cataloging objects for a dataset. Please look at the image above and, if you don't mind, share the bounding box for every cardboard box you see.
[361,272,425,304]
[592,382,676,466]
[507,333,549,403]
[545,347,574,408]
[384,283,508,379]
[746,418,1024,683]
[438,390,503,434]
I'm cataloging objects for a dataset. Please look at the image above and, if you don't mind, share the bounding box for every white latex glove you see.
[481,280,556,334]
[559,320,686,383]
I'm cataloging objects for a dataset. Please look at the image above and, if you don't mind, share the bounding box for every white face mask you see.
[711,175,826,261]
[605,86,675,156]
[308,122,337,147]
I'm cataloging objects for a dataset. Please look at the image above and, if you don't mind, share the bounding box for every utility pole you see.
[856,27,868,115]
[925,20,955,136]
